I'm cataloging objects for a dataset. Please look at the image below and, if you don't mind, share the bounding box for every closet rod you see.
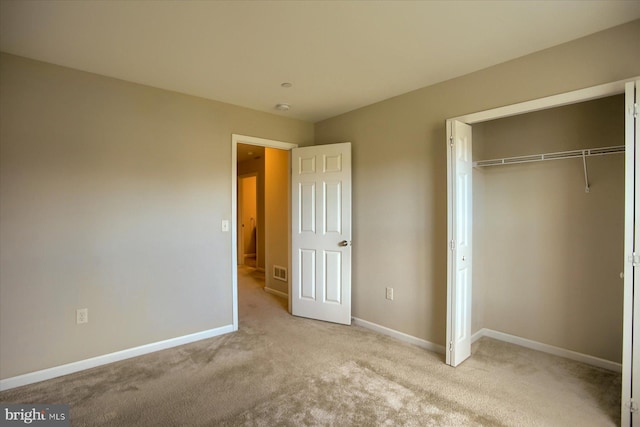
[473,145,625,168]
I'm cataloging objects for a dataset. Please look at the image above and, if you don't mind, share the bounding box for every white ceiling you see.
[1,1,639,123]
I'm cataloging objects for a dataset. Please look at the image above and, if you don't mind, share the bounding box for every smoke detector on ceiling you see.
[275,103,290,111]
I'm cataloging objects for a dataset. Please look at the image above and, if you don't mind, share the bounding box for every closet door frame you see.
[624,79,639,426]
[446,77,638,425]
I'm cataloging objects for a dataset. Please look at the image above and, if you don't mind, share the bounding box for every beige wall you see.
[264,148,290,294]
[473,95,624,362]
[0,53,313,379]
[238,156,266,270]
[314,20,639,349]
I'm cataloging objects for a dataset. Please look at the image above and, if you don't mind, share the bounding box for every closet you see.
[471,94,624,365]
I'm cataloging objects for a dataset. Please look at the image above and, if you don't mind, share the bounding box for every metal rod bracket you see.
[582,150,590,193]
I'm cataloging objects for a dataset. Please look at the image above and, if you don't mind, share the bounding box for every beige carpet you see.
[1,266,621,426]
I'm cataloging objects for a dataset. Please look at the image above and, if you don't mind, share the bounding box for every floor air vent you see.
[273,265,288,282]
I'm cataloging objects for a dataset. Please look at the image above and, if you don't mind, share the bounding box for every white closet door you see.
[622,79,638,426]
[446,120,473,366]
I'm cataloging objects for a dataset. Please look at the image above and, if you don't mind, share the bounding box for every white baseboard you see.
[471,328,485,344]
[264,287,288,299]
[352,317,445,354]
[472,328,622,373]
[0,324,234,391]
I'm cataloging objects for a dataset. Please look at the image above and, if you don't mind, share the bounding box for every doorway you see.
[471,94,624,367]
[446,77,639,425]
[231,135,298,330]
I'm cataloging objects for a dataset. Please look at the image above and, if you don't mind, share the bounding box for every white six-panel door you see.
[291,143,352,325]
[446,120,473,366]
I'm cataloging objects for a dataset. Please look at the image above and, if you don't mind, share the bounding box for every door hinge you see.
[625,399,638,413]
[449,341,453,351]
[449,136,454,147]
[450,240,455,250]
[634,103,639,119]
[629,253,640,266]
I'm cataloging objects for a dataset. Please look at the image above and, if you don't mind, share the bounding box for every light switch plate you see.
[221,220,230,232]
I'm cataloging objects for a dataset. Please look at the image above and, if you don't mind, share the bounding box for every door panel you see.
[292,143,352,325]
[622,79,639,426]
[324,182,342,233]
[446,120,473,366]
[324,250,342,303]
[300,249,316,300]
[300,183,316,233]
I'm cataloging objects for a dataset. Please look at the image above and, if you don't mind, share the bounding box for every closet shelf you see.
[474,144,625,193]
[473,145,625,168]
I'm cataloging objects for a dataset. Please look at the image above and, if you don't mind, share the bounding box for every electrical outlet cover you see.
[76,308,88,324]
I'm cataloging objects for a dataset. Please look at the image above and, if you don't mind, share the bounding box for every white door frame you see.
[446,76,638,420]
[231,134,298,331]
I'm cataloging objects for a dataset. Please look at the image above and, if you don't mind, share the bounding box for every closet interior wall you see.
[472,94,624,364]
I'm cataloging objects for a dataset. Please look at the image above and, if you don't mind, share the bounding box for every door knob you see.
[338,240,349,247]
